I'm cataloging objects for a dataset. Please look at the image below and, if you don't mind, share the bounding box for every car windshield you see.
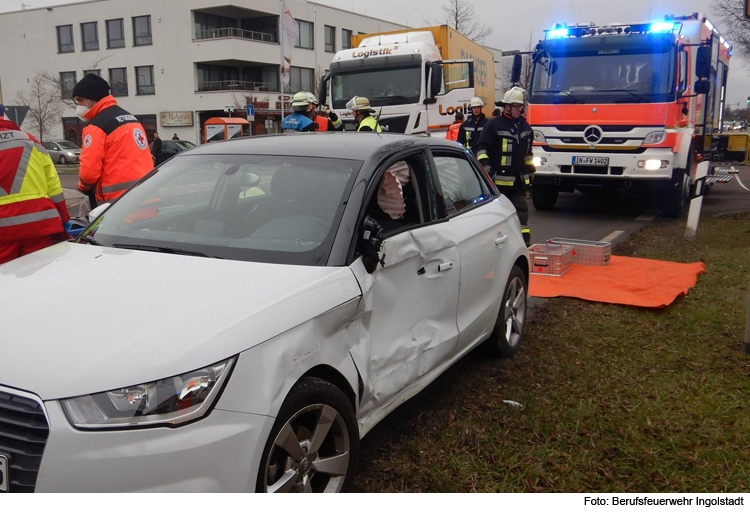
[57,140,79,149]
[84,154,361,265]
[530,33,676,104]
[176,141,196,150]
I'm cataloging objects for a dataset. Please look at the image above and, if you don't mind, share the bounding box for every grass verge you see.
[353,212,750,492]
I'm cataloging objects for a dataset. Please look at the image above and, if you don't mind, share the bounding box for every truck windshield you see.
[331,64,422,109]
[530,33,676,104]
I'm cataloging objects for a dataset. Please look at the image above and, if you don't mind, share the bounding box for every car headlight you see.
[61,357,236,429]
[533,130,547,144]
[643,131,666,145]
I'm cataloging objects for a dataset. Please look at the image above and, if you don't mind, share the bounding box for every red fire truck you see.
[523,13,730,217]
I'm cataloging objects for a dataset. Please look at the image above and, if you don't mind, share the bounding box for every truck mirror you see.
[430,62,442,98]
[695,46,711,78]
[693,80,711,95]
[511,54,522,85]
[318,73,330,106]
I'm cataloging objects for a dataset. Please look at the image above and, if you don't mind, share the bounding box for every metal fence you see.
[195,27,276,43]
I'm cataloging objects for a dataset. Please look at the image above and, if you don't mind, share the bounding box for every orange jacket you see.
[77,96,153,202]
[314,115,329,131]
[446,121,462,141]
[0,120,69,241]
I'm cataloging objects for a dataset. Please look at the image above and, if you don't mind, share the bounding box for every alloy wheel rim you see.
[263,403,351,493]
[503,276,526,346]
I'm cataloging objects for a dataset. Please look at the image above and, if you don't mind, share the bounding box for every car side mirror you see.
[88,202,111,222]
[361,215,385,273]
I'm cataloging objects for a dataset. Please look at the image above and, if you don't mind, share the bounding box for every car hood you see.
[0,242,360,400]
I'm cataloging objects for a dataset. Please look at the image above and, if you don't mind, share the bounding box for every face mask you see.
[76,104,90,121]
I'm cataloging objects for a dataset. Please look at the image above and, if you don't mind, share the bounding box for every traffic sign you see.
[246,104,254,116]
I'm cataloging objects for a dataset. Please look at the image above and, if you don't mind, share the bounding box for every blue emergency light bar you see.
[547,27,569,38]
[649,22,676,32]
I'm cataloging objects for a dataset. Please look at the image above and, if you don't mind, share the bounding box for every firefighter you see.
[306,92,343,132]
[349,97,381,132]
[446,111,464,141]
[457,97,488,153]
[0,116,71,264]
[73,74,153,206]
[281,92,318,132]
[476,86,535,247]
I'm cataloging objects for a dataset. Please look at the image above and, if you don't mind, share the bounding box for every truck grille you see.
[0,389,49,493]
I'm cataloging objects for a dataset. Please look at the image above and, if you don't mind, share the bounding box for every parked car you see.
[150,139,196,165]
[41,140,81,164]
[0,133,529,493]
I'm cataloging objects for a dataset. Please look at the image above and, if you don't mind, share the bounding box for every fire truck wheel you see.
[531,185,558,211]
[660,169,689,218]
[484,265,527,358]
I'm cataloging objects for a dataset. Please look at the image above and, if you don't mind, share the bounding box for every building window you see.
[325,25,335,53]
[57,25,74,53]
[133,15,152,46]
[135,65,155,95]
[342,29,352,50]
[106,18,125,48]
[81,21,99,51]
[295,20,313,49]
[240,15,278,43]
[83,69,101,77]
[109,67,128,97]
[60,71,77,98]
[197,64,240,91]
[290,66,314,92]
[194,11,236,39]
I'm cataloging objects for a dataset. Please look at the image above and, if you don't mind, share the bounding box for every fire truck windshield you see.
[331,64,422,110]
[530,33,676,104]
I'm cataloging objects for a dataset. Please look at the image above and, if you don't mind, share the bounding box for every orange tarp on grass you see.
[528,255,706,308]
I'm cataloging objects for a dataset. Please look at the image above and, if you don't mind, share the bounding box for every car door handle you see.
[495,233,508,246]
[438,262,454,272]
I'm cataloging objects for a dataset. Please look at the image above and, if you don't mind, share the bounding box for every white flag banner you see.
[280,1,299,88]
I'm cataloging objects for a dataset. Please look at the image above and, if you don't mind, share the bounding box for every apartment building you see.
[0,0,406,144]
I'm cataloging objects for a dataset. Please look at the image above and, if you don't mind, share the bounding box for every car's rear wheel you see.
[531,184,558,211]
[59,155,67,165]
[257,377,359,493]
[484,265,527,358]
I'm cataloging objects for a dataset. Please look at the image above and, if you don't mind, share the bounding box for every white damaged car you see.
[0,133,529,492]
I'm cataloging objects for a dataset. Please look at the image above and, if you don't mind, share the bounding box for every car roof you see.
[180,133,464,161]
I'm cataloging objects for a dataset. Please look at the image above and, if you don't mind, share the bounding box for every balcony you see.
[195,27,276,44]
[197,79,274,93]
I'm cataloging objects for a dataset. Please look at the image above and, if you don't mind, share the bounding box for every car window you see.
[177,141,196,150]
[58,141,78,149]
[431,152,493,216]
[87,154,361,265]
[162,142,177,152]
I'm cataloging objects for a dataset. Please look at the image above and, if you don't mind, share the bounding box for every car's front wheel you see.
[484,265,527,358]
[257,377,359,493]
[59,155,67,165]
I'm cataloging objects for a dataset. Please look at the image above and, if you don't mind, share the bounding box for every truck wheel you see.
[531,184,558,211]
[660,169,689,218]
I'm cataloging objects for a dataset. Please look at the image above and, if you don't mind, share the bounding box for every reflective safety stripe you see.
[477,152,489,161]
[0,208,60,227]
[102,180,138,194]
[520,130,532,139]
[521,227,530,233]
[523,175,531,185]
[0,132,46,198]
[496,130,515,139]
[50,192,65,203]
[501,139,509,166]
[494,175,515,186]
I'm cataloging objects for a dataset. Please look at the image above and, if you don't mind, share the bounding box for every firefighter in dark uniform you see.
[456,97,488,154]
[476,87,535,247]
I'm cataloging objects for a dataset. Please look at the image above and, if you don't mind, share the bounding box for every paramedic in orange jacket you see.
[72,74,153,205]
[0,115,70,264]
[446,111,464,141]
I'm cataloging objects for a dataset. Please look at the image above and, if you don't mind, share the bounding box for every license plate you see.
[0,453,8,492]
[573,156,609,166]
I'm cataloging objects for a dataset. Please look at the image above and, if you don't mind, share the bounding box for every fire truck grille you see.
[0,389,49,493]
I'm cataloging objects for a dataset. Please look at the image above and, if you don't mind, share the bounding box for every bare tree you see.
[499,31,536,91]
[711,0,750,60]
[14,72,66,142]
[429,0,493,43]
[41,54,113,109]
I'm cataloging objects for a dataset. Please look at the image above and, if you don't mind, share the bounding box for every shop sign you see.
[159,111,194,127]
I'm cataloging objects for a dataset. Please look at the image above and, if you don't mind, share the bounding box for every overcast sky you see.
[1,0,747,107]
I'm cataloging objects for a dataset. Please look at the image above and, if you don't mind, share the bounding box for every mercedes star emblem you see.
[583,125,603,144]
